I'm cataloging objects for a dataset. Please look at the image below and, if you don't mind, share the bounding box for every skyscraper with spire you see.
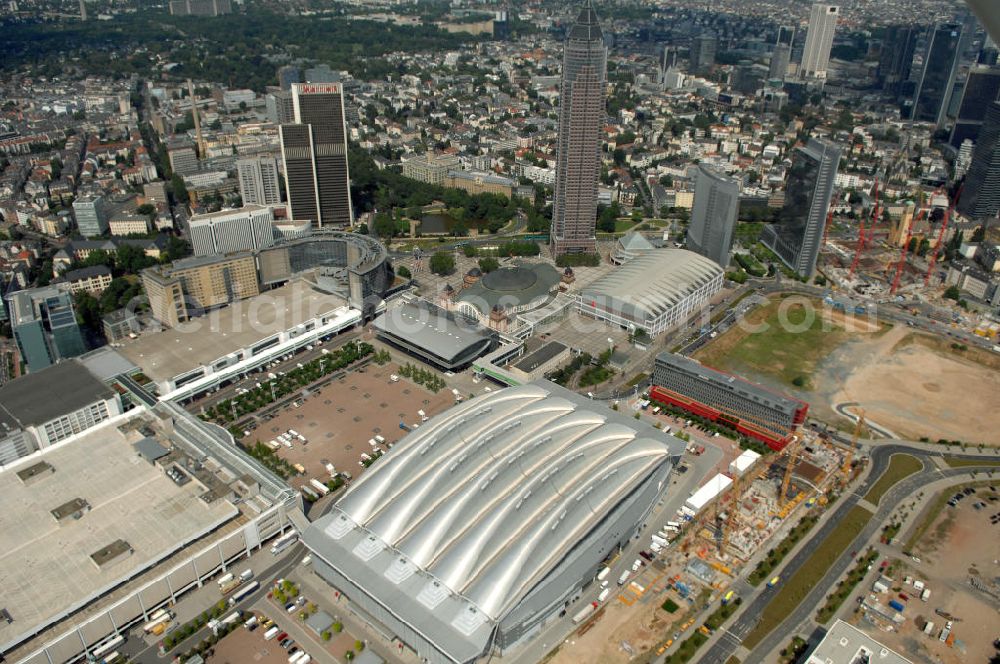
[551,0,607,258]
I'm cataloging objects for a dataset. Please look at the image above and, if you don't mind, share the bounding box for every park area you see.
[695,295,1000,443]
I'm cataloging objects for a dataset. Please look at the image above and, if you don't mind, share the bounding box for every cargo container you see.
[888,599,905,612]
[270,530,298,555]
[572,602,598,624]
[920,588,931,601]
[240,569,254,581]
[923,621,935,634]
[309,479,331,496]
[618,571,630,586]
[596,567,611,581]
[229,581,259,606]
[597,588,611,603]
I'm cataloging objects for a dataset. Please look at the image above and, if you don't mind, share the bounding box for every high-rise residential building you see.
[689,32,717,74]
[141,253,260,326]
[277,65,300,91]
[73,194,108,238]
[878,25,919,95]
[957,101,1000,220]
[911,23,964,126]
[266,89,295,125]
[761,138,842,278]
[949,65,1000,147]
[799,4,839,79]
[550,0,607,258]
[189,205,277,257]
[237,155,282,206]
[687,165,739,268]
[279,82,353,227]
[6,286,87,372]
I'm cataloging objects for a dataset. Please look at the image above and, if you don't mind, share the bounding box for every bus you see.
[270,530,298,555]
[90,634,124,660]
[229,581,260,606]
[666,521,681,529]
[142,613,170,634]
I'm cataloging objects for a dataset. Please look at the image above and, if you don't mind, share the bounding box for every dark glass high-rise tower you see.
[279,83,353,227]
[761,139,841,278]
[551,0,607,257]
[957,101,1000,220]
[911,23,964,126]
[687,165,738,268]
[949,65,1000,147]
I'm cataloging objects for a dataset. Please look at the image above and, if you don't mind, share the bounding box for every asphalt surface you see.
[119,544,305,664]
[696,445,997,664]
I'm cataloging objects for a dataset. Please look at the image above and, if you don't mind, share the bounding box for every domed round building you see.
[450,261,562,329]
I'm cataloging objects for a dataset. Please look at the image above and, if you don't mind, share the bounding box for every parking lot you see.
[257,362,456,493]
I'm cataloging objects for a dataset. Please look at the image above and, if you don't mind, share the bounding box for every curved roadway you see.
[697,444,997,664]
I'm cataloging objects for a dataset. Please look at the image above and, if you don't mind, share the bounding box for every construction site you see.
[547,411,863,663]
[821,181,963,301]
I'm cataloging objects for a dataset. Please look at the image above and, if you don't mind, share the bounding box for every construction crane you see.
[924,186,962,287]
[849,179,880,279]
[780,436,801,507]
[720,472,741,554]
[843,411,865,479]
[889,203,928,296]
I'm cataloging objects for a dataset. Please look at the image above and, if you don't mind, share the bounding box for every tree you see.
[136,203,156,216]
[171,174,189,204]
[165,236,192,261]
[371,213,397,241]
[396,265,412,279]
[943,285,961,301]
[429,251,455,275]
[478,257,499,273]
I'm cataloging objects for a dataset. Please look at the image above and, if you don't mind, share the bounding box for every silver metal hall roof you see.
[304,381,683,662]
[580,249,724,319]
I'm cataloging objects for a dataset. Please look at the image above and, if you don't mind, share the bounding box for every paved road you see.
[696,445,997,664]
[121,544,305,664]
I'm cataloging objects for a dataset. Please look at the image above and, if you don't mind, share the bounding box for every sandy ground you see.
[208,622,299,664]
[258,362,455,490]
[858,487,1000,664]
[830,330,1000,444]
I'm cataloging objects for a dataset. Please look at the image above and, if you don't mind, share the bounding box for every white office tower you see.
[237,155,281,206]
[189,205,276,257]
[800,4,839,79]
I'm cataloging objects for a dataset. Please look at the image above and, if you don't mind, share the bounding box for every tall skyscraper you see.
[279,83,353,227]
[237,155,282,206]
[799,4,839,79]
[949,65,1000,147]
[687,166,739,268]
[770,44,791,79]
[761,139,841,278]
[911,23,964,126]
[550,0,607,258]
[957,101,1000,220]
[878,25,919,96]
[266,89,295,125]
[689,33,717,74]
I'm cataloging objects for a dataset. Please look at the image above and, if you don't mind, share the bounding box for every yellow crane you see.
[843,411,866,478]
[780,436,801,507]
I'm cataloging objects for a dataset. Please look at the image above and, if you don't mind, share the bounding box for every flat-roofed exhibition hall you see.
[304,380,686,664]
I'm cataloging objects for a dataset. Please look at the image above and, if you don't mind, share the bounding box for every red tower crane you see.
[889,204,925,296]
[849,179,879,279]
[924,186,962,287]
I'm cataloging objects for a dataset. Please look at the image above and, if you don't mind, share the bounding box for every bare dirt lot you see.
[208,623,296,664]
[697,295,1000,443]
[258,362,455,490]
[830,331,1000,444]
[855,485,1000,664]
